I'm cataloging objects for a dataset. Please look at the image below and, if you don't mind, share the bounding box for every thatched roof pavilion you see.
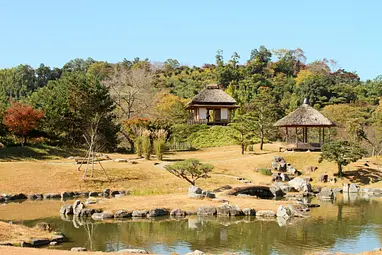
[274,100,335,151]
[187,84,239,125]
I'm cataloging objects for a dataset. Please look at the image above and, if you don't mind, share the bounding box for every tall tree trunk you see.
[241,144,245,155]
[24,135,27,146]
[260,137,264,150]
[337,163,343,177]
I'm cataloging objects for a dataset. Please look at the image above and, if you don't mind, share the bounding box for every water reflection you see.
[14,195,382,255]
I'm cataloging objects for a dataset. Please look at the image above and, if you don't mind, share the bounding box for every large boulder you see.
[280,173,290,182]
[185,251,206,255]
[132,210,149,217]
[43,193,61,199]
[318,174,328,183]
[196,206,217,216]
[60,205,73,216]
[276,205,292,220]
[91,212,113,220]
[78,209,99,217]
[147,208,170,217]
[114,210,132,218]
[288,177,311,192]
[170,209,187,217]
[278,162,287,172]
[202,190,216,199]
[287,204,310,218]
[73,200,85,216]
[217,204,243,216]
[269,185,286,197]
[71,247,87,252]
[188,186,203,198]
[349,183,360,193]
[242,208,256,216]
[272,173,282,182]
[318,187,334,200]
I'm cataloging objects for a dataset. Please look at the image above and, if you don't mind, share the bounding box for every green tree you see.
[164,158,213,186]
[245,88,281,150]
[229,115,253,154]
[319,141,366,177]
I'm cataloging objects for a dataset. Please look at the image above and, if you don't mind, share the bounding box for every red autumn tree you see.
[3,101,44,146]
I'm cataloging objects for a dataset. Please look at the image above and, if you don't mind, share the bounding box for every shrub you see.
[153,129,168,161]
[142,129,151,160]
[247,145,254,151]
[165,158,213,186]
[134,136,143,158]
[258,168,272,176]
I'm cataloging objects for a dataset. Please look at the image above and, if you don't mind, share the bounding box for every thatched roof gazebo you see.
[186,84,239,125]
[274,99,336,151]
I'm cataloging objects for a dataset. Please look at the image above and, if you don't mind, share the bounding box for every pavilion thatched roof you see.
[274,103,335,127]
[187,84,238,106]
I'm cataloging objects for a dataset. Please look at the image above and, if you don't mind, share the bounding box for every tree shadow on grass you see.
[343,166,382,184]
[0,144,85,161]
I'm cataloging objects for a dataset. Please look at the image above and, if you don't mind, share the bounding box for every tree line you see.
[0,46,381,156]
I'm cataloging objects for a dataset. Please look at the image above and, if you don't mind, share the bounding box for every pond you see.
[2,195,382,255]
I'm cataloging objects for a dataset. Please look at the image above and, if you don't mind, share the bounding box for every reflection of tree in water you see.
[72,217,97,251]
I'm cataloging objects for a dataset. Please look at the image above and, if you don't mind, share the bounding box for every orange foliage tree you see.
[3,101,44,146]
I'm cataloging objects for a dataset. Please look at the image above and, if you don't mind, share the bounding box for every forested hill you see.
[0,46,381,153]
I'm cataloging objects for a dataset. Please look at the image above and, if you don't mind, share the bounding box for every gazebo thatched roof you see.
[274,103,335,127]
[187,84,238,107]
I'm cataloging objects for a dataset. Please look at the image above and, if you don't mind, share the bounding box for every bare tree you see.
[102,65,156,122]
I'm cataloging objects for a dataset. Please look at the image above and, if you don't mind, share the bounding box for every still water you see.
[5,195,382,255]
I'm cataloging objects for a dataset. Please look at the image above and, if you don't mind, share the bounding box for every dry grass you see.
[0,221,52,243]
[305,251,382,255]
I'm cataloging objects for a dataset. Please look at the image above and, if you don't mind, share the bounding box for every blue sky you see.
[1,1,381,80]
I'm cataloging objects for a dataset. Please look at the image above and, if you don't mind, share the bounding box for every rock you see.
[256,210,276,218]
[117,249,149,254]
[188,186,203,198]
[73,200,85,216]
[20,241,32,247]
[237,194,251,197]
[115,194,126,198]
[31,238,51,247]
[114,210,132,218]
[51,235,65,243]
[89,191,100,197]
[77,192,89,197]
[242,208,256,216]
[148,208,170,217]
[313,186,322,193]
[349,183,360,193]
[273,182,296,193]
[91,212,114,220]
[60,205,73,215]
[132,210,149,217]
[202,190,216,199]
[9,193,27,200]
[111,190,121,197]
[318,174,328,183]
[85,198,97,205]
[28,194,42,200]
[272,173,282,182]
[185,250,206,255]
[36,222,52,232]
[288,177,311,192]
[270,185,286,197]
[287,204,310,217]
[49,242,58,246]
[170,208,187,217]
[103,188,111,196]
[333,188,343,193]
[304,166,318,172]
[71,247,87,252]
[318,187,334,200]
[271,161,279,170]
[43,193,61,199]
[217,204,243,216]
[278,162,287,172]
[276,205,292,220]
[197,206,217,216]
[79,208,99,217]
[273,156,284,162]
[0,242,12,246]
[61,192,74,199]
[280,173,290,181]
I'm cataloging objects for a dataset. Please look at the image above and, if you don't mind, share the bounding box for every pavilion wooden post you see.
[285,127,288,144]
[295,127,298,145]
[319,127,322,145]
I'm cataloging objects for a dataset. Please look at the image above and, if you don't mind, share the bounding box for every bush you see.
[153,129,168,161]
[258,168,272,176]
[142,129,151,160]
[247,145,254,151]
[134,136,143,158]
